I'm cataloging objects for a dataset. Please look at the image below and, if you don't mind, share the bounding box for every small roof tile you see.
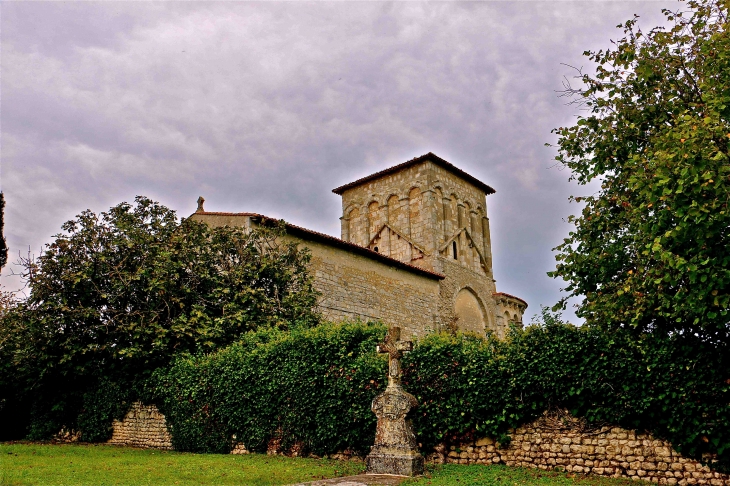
[494,292,528,307]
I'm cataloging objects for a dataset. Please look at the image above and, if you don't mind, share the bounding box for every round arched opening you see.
[454,288,487,334]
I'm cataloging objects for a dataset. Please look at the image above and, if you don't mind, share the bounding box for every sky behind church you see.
[2,0,679,324]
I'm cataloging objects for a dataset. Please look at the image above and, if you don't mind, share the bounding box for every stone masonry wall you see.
[340,164,428,250]
[430,410,729,486]
[191,212,443,338]
[436,257,500,337]
[336,158,516,335]
[338,160,492,269]
[107,402,172,449]
[301,235,442,340]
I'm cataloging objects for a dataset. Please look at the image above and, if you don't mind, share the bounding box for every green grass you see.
[406,463,650,486]
[0,443,365,486]
[0,444,653,486]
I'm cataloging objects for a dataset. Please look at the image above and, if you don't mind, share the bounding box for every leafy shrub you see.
[152,315,729,472]
[153,321,387,454]
[499,312,730,468]
[401,332,515,447]
[409,311,728,471]
[5,285,728,473]
[77,379,134,442]
[0,196,321,441]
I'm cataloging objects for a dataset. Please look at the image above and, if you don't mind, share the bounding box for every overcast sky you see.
[2,0,680,324]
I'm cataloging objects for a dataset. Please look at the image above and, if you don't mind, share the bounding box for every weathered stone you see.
[426,410,730,485]
[194,155,528,340]
[107,402,172,450]
[365,328,424,477]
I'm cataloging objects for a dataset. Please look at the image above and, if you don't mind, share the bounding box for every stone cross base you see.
[366,451,424,476]
[365,383,424,476]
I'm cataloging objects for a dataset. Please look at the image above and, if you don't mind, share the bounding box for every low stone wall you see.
[107,402,172,449]
[107,403,728,485]
[429,410,729,486]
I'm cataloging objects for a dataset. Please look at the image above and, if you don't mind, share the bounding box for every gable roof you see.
[191,211,445,280]
[331,152,496,196]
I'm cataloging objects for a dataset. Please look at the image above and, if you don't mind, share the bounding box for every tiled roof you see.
[192,211,445,280]
[494,292,528,307]
[193,211,263,217]
[332,152,496,195]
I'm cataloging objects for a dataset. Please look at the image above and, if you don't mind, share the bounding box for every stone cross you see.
[366,325,423,476]
[196,196,205,213]
[376,327,413,387]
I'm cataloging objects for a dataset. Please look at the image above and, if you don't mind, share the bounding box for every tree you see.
[0,192,7,270]
[0,196,320,438]
[550,0,730,343]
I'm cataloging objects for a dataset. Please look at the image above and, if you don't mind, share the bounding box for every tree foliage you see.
[0,196,320,439]
[550,0,730,342]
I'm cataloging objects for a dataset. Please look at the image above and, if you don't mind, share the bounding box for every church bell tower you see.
[332,153,526,337]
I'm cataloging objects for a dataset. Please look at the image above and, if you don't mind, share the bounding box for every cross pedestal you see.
[365,327,424,476]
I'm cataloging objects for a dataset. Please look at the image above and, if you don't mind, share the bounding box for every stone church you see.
[192,153,526,339]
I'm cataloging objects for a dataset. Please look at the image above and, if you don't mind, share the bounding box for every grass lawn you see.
[0,443,365,486]
[406,463,648,486]
[0,443,652,486]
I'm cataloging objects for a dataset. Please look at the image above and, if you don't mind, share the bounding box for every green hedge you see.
[152,321,387,454]
[404,321,730,472]
[151,318,729,472]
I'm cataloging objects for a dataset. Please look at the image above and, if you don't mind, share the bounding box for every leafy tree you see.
[0,196,320,438]
[550,0,730,342]
[0,192,7,270]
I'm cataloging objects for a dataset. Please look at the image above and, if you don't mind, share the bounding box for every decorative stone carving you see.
[366,327,424,476]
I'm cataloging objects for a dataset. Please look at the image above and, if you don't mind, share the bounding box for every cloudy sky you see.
[2,0,679,323]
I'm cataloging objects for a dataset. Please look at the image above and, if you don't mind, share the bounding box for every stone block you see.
[367,453,424,476]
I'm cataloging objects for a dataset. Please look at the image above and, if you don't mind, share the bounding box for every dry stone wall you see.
[108,404,727,486]
[429,411,729,486]
[107,402,172,449]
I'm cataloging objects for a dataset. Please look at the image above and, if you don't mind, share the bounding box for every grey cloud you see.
[2,1,679,322]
